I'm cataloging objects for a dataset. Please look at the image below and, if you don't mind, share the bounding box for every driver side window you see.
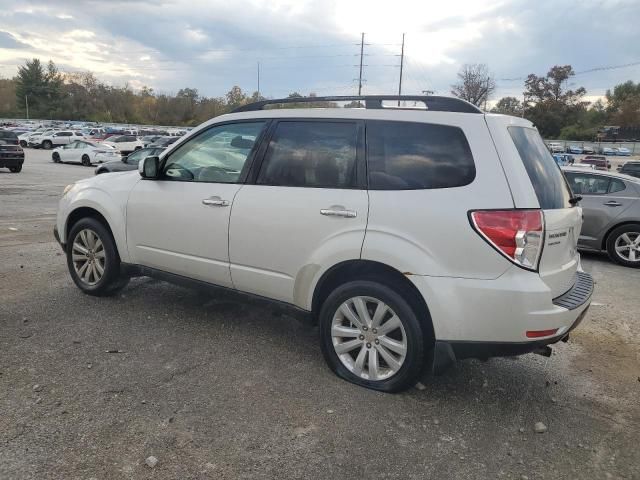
[162,122,266,183]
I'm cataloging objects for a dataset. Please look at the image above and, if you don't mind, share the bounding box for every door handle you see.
[603,201,622,207]
[320,207,357,218]
[202,196,230,207]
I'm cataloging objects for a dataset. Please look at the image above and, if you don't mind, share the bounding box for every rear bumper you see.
[422,270,593,374]
[0,155,24,167]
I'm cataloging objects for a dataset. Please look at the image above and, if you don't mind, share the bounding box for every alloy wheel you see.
[72,229,106,285]
[331,296,407,381]
[614,232,640,262]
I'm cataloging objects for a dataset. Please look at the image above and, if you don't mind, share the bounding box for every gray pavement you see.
[1,149,639,479]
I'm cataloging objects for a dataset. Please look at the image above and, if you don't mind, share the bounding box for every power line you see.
[497,60,640,82]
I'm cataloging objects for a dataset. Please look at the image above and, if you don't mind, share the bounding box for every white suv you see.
[31,130,84,149]
[54,95,593,392]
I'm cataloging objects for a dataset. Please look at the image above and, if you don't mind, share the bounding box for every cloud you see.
[0,0,636,102]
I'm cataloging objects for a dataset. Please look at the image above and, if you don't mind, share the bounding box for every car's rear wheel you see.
[52,152,61,163]
[9,165,22,173]
[81,154,91,167]
[319,280,425,392]
[42,140,52,150]
[607,224,640,268]
[19,140,27,147]
[66,218,129,296]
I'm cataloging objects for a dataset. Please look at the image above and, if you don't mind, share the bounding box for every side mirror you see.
[122,155,129,163]
[139,156,160,179]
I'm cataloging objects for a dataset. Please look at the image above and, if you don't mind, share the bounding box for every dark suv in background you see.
[0,130,25,173]
[618,161,640,178]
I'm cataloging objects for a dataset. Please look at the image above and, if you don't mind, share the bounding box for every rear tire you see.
[9,165,22,173]
[19,140,27,147]
[606,224,640,268]
[319,280,425,393]
[66,218,129,296]
[42,140,52,150]
[81,154,91,167]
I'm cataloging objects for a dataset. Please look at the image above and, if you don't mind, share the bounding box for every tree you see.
[491,96,523,116]
[522,65,587,137]
[606,81,640,127]
[451,64,495,107]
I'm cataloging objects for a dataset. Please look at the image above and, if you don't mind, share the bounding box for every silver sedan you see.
[563,166,640,267]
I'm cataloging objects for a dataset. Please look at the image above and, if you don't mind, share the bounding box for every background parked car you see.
[95,146,165,174]
[616,146,631,156]
[101,135,144,153]
[618,161,640,178]
[547,142,564,153]
[581,155,610,170]
[563,167,640,267]
[31,130,84,149]
[566,144,583,154]
[582,145,596,154]
[0,129,24,172]
[52,140,121,166]
[147,136,179,148]
[600,147,615,155]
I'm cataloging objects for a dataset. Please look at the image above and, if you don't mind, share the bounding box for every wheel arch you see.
[310,259,435,343]
[601,220,640,250]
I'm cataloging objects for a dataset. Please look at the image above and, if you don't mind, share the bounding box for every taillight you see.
[470,209,544,271]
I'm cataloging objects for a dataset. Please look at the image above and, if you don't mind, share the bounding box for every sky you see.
[0,0,638,104]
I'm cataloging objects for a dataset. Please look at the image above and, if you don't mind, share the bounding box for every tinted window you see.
[163,122,265,183]
[0,130,18,139]
[367,121,475,190]
[508,127,572,209]
[609,178,626,194]
[565,173,610,195]
[257,121,358,188]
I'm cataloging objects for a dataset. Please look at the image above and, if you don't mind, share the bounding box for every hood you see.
[75,169,139,189]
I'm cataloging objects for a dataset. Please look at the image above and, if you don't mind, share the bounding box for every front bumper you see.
[53,226,65,251]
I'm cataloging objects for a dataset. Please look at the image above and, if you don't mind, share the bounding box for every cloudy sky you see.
[0,0,638,103]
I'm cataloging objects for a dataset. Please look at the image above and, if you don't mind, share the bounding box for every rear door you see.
[487,118,581,298]
[228,119,368,306]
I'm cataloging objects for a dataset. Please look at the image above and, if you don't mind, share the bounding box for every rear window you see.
[0,130,18,139]
[367,121,475,190]
[508,126,572,209]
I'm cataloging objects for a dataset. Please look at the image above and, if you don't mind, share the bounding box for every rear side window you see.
[366,121,475,190]
[257,121,358,188]
[508,127,572,209]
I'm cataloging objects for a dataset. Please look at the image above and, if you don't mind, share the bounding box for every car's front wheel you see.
[81,154,91,167]
[52,152,61,163]
[319,280,425,392]
[607,224,640,268]
[42,140,52,149]
[66,218,129,295]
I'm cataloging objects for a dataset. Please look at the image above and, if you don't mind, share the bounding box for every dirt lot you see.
[1,150,639,480]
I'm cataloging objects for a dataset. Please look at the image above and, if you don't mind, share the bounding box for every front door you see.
[229,120,368,306]
[126,121,268,287]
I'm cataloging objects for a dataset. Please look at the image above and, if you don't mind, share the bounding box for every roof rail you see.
[231,95,483,114]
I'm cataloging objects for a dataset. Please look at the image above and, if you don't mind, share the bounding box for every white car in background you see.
[101,135,144,153]
[548,142,564,153]
[31,130,84,149]
[52,140,120,166]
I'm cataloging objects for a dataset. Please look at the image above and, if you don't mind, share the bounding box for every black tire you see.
[52,152,61,163]
[81,154,91,167]
[9,165,22,173]
[66,217,129,296]
[42,140,52,150]
[19,140,27,147]
[319,280,425,393]
[606,223,640,268]
[134,146,142,151]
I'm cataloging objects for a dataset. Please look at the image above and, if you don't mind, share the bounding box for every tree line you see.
[451,63,640,139]
[0,58,638,140]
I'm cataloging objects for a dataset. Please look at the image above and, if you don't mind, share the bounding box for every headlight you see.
[62,184,75,196]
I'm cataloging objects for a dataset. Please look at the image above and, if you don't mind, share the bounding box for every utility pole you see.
[257,62,260,98]
[358,32,365,95]
[397,33,405,106]
[25,95,29,120]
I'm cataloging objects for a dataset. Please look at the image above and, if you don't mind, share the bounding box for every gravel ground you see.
[1,149,639,480]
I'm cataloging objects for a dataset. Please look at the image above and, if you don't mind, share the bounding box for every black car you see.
[95,147,164,174]
[148,136,179,148]
[0,130,25,173]
[618,161,640,178]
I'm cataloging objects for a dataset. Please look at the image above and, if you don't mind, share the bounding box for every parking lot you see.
[1,149,639,479]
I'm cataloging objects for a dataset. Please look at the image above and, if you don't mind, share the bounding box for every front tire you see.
[9,165,22,173]
[319,280,425,393]
[606,224,640,268]
[42,140,53,150]
[52,152,61,163]
[81,154,91,167]
[66,218,129,296]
